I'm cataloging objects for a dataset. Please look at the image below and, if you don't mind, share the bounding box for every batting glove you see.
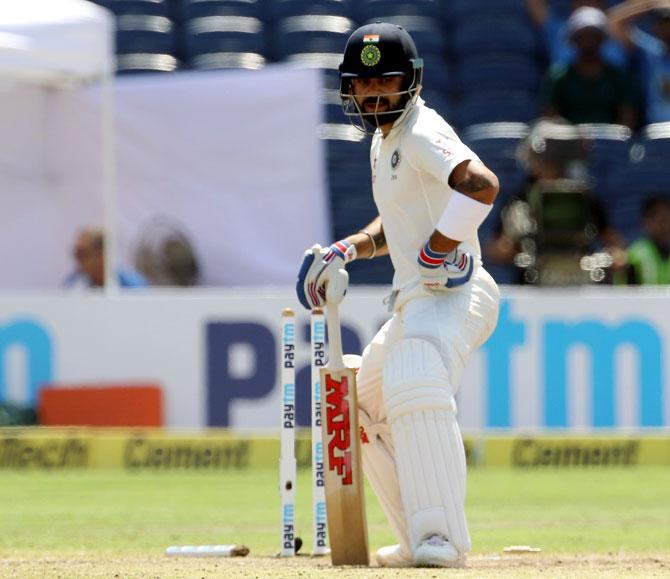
[417,241,474,290]
[296,240,356,309]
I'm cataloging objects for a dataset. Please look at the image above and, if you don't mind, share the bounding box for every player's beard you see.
[357,95,408,128]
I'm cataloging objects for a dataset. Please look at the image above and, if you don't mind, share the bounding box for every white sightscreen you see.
[0,66,329,288]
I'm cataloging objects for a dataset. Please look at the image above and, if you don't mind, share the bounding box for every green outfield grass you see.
[0,466,669,558]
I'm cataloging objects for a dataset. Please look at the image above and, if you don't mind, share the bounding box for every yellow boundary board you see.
[0,428,668,470]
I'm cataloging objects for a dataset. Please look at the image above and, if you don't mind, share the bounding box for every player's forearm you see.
[609,0,658,23]
[344,216,388,259]
[427,230,459,254]
[609,0,658,43]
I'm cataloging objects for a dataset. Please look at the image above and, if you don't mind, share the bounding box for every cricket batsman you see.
[296,22,501,567]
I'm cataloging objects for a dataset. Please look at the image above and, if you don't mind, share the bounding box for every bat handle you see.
[325,300,345,372]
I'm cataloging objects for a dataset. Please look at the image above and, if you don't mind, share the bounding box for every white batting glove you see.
[417,241,474,290]
[296,240,356,309]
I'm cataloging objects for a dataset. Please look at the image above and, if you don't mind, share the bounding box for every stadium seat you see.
[323,101,348,124]
[636,123,670,162]
[420,54,450,96]
[281,53,344,130]
[188,51,266,69]
[421,90,452,123]
[179,0,263,20]
[270,0,351,21]
[116,53,179,73]
[95,0,172,17]
[454,55,540,94]
[271,15,353,60]
[450,0,529,20]
[360,15,447,58]
[452,17,537,58]
[324,131,377,229]
[600,166,670,242]
[462,122,530,208]
[323,127,371,227]
[598,140,670,241]
[577,124,632,191]
[284,57,344,97]
[182,16,266,58]
[115,15,178,55]
[285,52,342,71]
[355,0,443,25]
[462,122,531,284]
[321,125,394,283]
[547,0,573,20]
[453,90,538,128]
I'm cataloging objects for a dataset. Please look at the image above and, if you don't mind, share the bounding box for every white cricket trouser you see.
[357,267,500,555]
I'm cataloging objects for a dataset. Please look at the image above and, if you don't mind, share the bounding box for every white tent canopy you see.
[0,0,118,290]
[0,0,112,85]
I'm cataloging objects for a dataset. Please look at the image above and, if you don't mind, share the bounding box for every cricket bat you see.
[319,286,370,566]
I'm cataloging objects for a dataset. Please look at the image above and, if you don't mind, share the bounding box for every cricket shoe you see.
[413,534,465,568]
[375,544,413,568]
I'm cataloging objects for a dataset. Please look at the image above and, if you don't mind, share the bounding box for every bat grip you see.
[326,301,345,372]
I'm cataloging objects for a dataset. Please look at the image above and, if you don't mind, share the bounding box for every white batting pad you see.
[383,338,471,555]
[358,409,412,559]
[342,354,362,370]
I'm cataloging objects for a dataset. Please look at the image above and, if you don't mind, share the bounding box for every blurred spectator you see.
[134,220,200,286]
[526,0,628,68]
[539,6,638,128]
[609,1,670,123]
[483,118,626,284]
[64,227,149,289]
[615,196,670,284]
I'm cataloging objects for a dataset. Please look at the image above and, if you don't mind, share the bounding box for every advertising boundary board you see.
[0,428,668,470]
[0,287,669,430]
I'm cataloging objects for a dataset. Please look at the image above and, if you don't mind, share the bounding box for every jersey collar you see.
[384,96,424,139]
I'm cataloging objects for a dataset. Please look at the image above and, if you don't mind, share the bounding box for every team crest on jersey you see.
[361,44,381,67]
[391,149,401,169]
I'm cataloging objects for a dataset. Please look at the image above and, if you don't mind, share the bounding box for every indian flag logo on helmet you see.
[361,44,381,67]
[363,34,380,43]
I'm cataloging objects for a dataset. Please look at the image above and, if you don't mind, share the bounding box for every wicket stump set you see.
[280,308,328,557]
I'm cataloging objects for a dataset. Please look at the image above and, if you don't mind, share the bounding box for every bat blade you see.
[320,365,369,566]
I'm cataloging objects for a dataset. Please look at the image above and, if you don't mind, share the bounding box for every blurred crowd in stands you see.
[64,225,200,289]
[86,0,670,287]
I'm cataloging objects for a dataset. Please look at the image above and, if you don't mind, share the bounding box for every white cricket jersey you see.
[370,97,482,293]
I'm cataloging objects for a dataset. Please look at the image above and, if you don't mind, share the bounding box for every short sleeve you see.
[403,119,480,187]
[543,16,572,65]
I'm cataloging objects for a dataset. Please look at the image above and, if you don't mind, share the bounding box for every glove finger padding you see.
[297,244,327,309]
[444,251,474,289]
[296,242,353,309]
[417,243,474,292]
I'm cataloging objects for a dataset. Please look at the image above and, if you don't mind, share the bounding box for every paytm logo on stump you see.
[0,318,53,406]
[484,302,664,428]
